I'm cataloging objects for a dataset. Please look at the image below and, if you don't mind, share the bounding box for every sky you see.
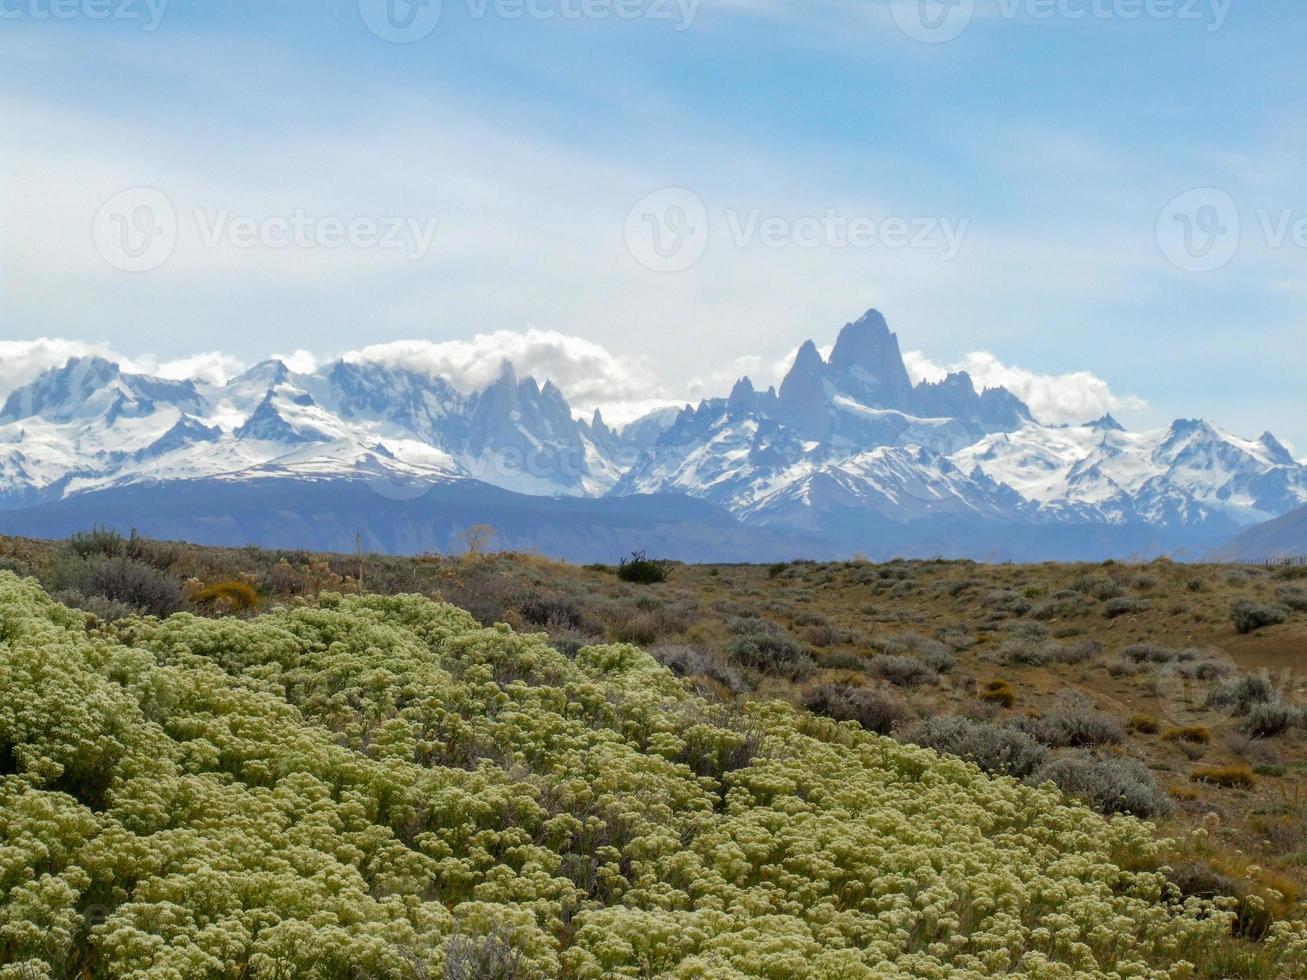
[1,0,1304,441]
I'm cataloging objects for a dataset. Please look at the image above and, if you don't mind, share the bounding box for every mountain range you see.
[1,309,1302,561]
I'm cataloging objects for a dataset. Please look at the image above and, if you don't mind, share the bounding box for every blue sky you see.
[1,0,1304,441]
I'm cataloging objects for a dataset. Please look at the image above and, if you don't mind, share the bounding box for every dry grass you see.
[978,679,1015,707]
[1163,725,1213,745]
[1128,715,1161,734]
[1192,765,1258,789]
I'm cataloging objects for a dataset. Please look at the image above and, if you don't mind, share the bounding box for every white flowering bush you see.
[1,571,1304,977]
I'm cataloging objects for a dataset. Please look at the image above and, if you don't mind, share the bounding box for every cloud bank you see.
[902,350,1148,425]
[0,331,1144,430]
[344,331,667,425]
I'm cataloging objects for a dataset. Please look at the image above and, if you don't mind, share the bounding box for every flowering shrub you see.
[1,571,1305,977]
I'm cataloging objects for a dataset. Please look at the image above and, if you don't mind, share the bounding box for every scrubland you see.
[2,531,1307,976]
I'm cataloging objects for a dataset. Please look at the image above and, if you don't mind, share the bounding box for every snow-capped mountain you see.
[0,353,628,508]
[1,309,1303,560]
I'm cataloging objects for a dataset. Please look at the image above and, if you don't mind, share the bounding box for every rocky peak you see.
[728,376,757,413]
[1089,413,1126,432]
[826,309,914,409]
[1259,431,1296,467]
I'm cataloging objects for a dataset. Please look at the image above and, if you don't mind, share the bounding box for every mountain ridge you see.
[1,309,1302,560]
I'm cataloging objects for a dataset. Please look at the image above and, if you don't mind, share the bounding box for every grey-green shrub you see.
[802,684,912,735]
[902,715,1048,778]
[1231,599,1288,634]
[1030,753,1170,819]
[1207,673,1278,715]
[1017,692,1125,749]
[874,654,939,688]
[1244,702,1304,738]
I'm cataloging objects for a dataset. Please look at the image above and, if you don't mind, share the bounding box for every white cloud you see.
[345,330,667,425]
[0,331,1147,432]
[0,341,250,402]
[0,331,669,425]
[150,352,246,387]
[686,354,767,403]
[272,350,320,376]
[903,350,1147,425]
[0,339,118,403]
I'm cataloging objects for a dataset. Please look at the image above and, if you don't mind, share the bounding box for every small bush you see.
[978,680,1015,708]
[936,626,976,650]
[1244,702,1304,738]
[902,715,1048,778]
[445,925,527,980]
[0,556,32,577]
[818,650,867,671]
[1178,658,1233,681]
[1225,732,1283,766]
[1161,726,1211,745]
[50,589,138,623]
[1031,753,1171,818]
[548,631,595,659]
[1191,765,1256,789]
[987,589,1032,616]
[1072,574,1123,601]
[189,579,261,615]
[874,654,939,689]
[66,526,127,560]
[1104,597,1151,618]
[1127,715,1160,734]
[1274,585,1307,611]
[1230,599,1287,634]
[617,551,670,585]
[1207,673,1277,715]
[56,555,185,618]
[513,592,588,631]
[920,647,957,674]
[611,609,660,646]
[1120,642,1186,665]
[651,644,744,694]
[802,684,911,735]
[1056,639,1102,664]
[1020,692,1125,748]
[729,631,814,681]
[997,637,1059,666]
